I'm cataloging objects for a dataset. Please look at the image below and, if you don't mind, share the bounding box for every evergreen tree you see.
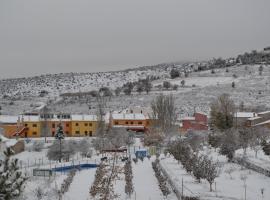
[55,123,65,162]
[170,69,180,79]
[0,148,27,200]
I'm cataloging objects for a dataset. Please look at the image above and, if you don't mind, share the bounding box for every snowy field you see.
[1,64,269,116]
[160,146,270,200]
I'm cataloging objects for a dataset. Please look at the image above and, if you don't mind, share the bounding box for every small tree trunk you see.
[210,182,213,192]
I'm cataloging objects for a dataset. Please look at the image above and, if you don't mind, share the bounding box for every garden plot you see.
[160,154,270,200]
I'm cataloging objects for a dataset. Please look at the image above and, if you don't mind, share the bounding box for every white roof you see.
[21,115,40,122]
[254,119,270,126]
[181,117,195,121]
[0,115,19,124]
[71,115,97,121]
[247,116,262,121]
[112,125,145,129]
[112,113,146,120]
[258,111,270,115]
[234,112,256,118]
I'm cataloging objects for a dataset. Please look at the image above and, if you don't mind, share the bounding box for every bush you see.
[170,69,180,79]
[32,141,45,152]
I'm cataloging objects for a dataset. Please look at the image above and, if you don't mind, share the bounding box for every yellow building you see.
[22,115,41,138]
[0,114,98,138]
[70,115,98,137]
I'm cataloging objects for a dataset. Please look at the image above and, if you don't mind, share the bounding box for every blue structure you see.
[135,149,147,158]
[52,163,98,172]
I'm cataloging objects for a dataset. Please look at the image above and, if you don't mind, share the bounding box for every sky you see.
[0,0,270,79]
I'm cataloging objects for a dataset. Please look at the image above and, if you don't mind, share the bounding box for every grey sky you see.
[1,0,270,78]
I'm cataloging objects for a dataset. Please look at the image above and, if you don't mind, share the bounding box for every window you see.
[52,123,55,128]
[32,124,37,127]
[75,131,80,134]
[138,121,142,125]
[126,121,129,124]
[115,121,119,125]
[52,131,55,135]
[76,123,79,126]
[130,121,134,125]
[89,131,92,137]
[85,123,88,126]
[85,131,87,136]
[89,123,92,126]
[32,132,37,135]
[66,123,69,127]
[25,124,28,127]
[65,131,69,135]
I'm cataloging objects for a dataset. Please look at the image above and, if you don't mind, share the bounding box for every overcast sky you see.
[1,0,270,78]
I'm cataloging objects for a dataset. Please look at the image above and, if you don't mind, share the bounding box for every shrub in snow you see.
[0,148,27,200]
[78,139,92,157]
[90,164,106,197]
[124,160,133,197]
[59,170,76,195]
[170,69,180,79]
[32,141,44,152]
[219,129,239,162]
[152,159,170,197]
[261,140,270,156]
[47,140,76,162]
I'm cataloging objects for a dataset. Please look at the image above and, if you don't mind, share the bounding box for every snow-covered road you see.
[132,158,177,200]
[63,169,96,200]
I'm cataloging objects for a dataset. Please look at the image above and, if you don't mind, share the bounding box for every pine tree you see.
[55,123,65,162]
[0,148,27,200]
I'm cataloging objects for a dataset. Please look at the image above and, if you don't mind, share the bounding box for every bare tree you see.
[151,94,177,136]
[95,95,107,137]
[40,105,51,142]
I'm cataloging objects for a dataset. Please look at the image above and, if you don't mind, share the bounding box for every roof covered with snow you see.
[247,116,262,121]
[71,115,97,121]
[258,111,270,115]
[0,115,19,124]
[181,117,195,121]
[112,113,146,120]
[21,115,40,122]
[234,112,257,118]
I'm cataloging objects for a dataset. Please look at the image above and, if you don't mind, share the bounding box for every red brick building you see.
[180,113,208,134]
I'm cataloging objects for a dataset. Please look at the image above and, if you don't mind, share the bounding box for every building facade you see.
[0,114,98,138]
[180,112,208,134]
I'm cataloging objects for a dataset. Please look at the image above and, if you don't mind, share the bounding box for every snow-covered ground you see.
[160,148,270,200]
[1,64,270,116]
[133,158,164,200]
[63,169,96,200]
[236,147,270,171]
